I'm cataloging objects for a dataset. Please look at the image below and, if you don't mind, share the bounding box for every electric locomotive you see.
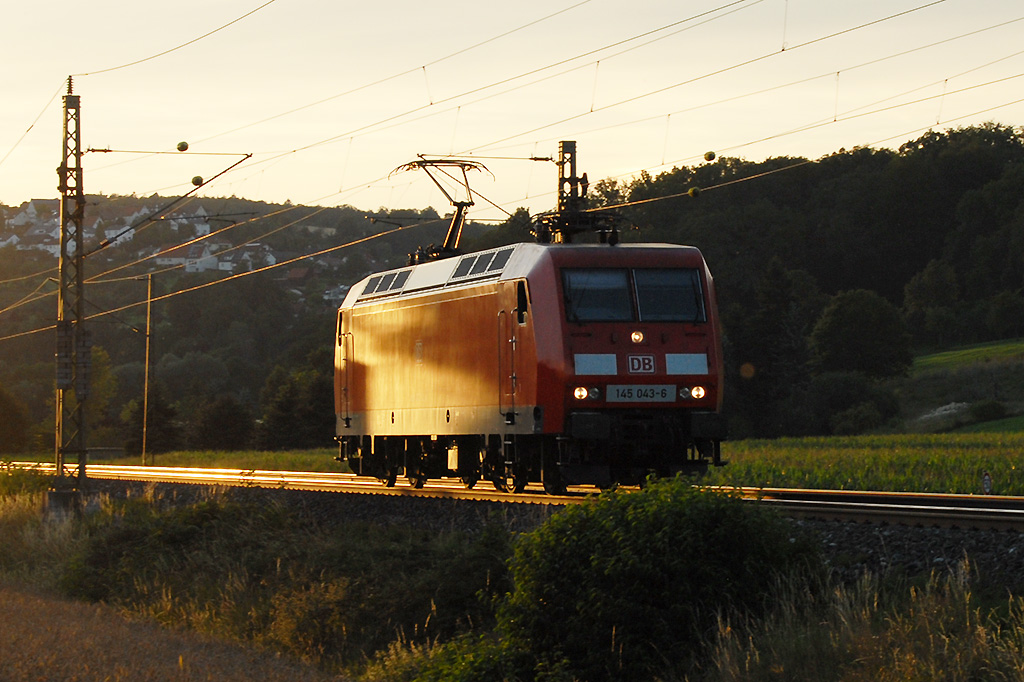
[334,142,725,493]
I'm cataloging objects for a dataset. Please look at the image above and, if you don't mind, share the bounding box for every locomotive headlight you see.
[574,386,589,400]
[630,331,644,343]
[573,387,600,400]
[690,386,706,399]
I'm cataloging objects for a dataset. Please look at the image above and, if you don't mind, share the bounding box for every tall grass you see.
[704,561,1024,682]
[53,488,509,673]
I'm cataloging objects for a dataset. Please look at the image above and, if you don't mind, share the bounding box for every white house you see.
[184,244,218,273]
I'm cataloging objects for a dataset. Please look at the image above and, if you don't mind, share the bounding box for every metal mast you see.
[55,77,89,490]
[533,141,617,244]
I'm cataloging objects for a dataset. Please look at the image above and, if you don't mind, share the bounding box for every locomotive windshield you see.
[563,268,706,323]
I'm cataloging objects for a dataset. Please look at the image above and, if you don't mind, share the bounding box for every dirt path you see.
[0,586,345,681]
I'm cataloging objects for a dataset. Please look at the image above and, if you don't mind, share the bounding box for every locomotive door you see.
[498,308,516,425]
[336,311,353,429]
[497,280,527,426]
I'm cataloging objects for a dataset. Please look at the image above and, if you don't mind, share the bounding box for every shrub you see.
[784,372,900,435]
[491,480,822,682]
[830,402,885,435]
[969,399,1007,423]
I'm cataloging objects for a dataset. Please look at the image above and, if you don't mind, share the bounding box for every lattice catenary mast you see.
[55,77,89,490]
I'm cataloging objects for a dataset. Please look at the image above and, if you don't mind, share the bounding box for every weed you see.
[704,560,1024,682]
[0,461,51,496]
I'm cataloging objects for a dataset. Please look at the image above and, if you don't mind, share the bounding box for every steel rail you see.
[8,462,584,505]
[724,486,1024,530]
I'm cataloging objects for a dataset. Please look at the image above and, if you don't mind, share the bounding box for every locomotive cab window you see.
[634,268,705,322]
[563,269,633,322]
[562,267,705,323]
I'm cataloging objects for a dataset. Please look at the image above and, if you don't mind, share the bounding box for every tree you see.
[121,384,183,456]
[463,207,533,251]
[810,289,913,379]
[725,259,824,437]
[255,349,334,450]
[985,290,1024,339]
[189,394,254,450]
[0,385,30,453]
[903,259,961,346]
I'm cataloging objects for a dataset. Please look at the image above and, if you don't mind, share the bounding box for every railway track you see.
[10,462,1024,529]
[11,462,583,504]
[738,487,1024,531]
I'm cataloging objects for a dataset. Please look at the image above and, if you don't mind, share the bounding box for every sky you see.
[2,0,1023,222]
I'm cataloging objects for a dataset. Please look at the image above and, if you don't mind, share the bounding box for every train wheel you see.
[382,467,398,487]
[407,462,427,488]
[542,467,566,495]
[494,464,526,494]
[461,472,479,489]
[406,459,427,489]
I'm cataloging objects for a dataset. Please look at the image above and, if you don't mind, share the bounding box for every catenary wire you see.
[190,0,597,145]
[82,0,953,213]
[0,82,65,172]
[0,3,1011,333]
[71,0,281,76]
[190,0,955,205]
[499,17,1024,155]
[467,0,952,153]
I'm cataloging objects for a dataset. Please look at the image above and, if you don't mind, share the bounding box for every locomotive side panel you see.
[336,280,539,438]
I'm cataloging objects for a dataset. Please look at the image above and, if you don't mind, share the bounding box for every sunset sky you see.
[2,0,1022,221]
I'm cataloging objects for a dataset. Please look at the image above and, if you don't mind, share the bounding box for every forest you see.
[1,122,1023,452]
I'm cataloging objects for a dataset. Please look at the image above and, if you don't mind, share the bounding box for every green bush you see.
[830,402,885,435]
[969,399,1007,423]
[784,372,900,435]
[487,480,822,682]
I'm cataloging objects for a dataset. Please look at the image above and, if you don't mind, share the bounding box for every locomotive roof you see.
[341,242,704,308]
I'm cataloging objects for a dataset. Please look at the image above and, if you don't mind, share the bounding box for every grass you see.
[704,561,1024,682]
[912,337,1024,373]
[4,464,1024,681]
[898,338,1024,429]
[955,413,1024,433]
[132,448,343,472]
[10,448,342,472]
[706,433,1024,495]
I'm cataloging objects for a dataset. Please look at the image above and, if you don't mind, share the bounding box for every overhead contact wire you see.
[72,0,281,76]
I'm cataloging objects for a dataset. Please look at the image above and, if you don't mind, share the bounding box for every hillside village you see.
[0,196,391,306]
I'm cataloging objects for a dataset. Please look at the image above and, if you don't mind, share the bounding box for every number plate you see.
[606,385,676,402]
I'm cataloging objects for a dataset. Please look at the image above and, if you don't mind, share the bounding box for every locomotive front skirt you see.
[334,241,725,493]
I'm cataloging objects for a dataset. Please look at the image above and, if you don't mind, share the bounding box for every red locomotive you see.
[334,143,725,493]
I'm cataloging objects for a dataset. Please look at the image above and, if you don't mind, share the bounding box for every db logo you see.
[627,355,656,374]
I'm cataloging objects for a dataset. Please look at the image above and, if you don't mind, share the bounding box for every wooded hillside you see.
[2,123,1022,449]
